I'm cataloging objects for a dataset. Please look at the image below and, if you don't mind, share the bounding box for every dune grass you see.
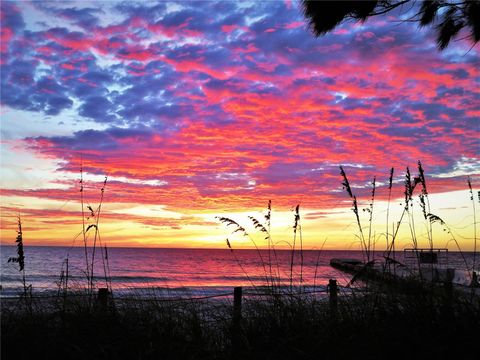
[2,282,479,360]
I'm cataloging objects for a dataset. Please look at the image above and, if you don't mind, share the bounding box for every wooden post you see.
[232,286,243,358]
[97,287,110,313]
[471,271,478,288]
[444,268,454,315]
[233,286,242,328]
[329,279,338,318]
[471,271,478,298]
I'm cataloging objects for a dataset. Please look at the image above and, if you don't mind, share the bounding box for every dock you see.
[330,252,479,296]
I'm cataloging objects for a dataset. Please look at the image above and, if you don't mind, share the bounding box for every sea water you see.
[1,246,476,298]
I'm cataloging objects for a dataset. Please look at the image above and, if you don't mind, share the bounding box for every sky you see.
[1,1,479,251]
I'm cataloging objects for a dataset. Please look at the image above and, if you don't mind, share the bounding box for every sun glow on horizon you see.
[1,187,478,252]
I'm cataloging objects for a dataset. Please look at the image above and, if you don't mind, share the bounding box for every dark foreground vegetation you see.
[2,284,479,360]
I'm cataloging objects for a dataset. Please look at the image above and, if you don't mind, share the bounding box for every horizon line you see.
[2,243,472,253]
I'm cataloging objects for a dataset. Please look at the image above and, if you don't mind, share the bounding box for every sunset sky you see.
[1,1,479,251]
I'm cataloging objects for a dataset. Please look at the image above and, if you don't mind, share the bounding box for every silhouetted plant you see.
[289,204,303,290]
[467,176,477,275]
[217,202,306,293]
[90,175,108,294]
[7,216,32,311]
[301,0,480,50]
[427,212,470,277]
[340,166,368,261]
[385,167,395,270]
[216,215,270,287]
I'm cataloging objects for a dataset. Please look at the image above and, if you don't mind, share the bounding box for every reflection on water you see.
[1,246,477,297]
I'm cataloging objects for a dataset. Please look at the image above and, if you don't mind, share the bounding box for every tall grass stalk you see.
[79,161,91,294]
[56,258,69,314]
[8,216,28,296]
[90,176,108,293]
[265,201,281,290]
[313,237,328,292]
[383,167,396,274]
[297,205,304,286]
[216,216,270,287]
[418,161,434,250]
[427,213,470,279]
[225,238,256,289]
[366,176,376,262]
[340,166,368,261]
[265,200,275,287]
[64,258,69,304]
[289,205,300,291]
[248,214,279,288]
[386,167,394,254]
[404,167,420,252]
[101,243,113,291]
[383,168,421,272]
[468,177,477,274]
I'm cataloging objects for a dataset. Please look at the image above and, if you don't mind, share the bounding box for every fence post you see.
[444,268,454,313]
[471,271,478,288]
[231,286,243,358]
[97,288,110,313]
[233,286,242,329]
[328,279,338,319]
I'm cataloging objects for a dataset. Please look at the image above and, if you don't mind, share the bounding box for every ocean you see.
[1,246,476,298]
